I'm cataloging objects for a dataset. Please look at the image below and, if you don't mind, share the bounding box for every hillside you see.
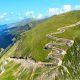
[0,10,80,80]
[12,10,80,61]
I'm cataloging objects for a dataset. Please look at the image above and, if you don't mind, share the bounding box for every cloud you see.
[11,12,14,15]
[48,4,72,16]
[25,11,43,19]
[0,13,7,19]
[25,11,35,18]
[25,11,34,16]
[0,15,5,18]
[75,5,80,9]
[63,5,72,12]
[19,17,24,20]
[37,13,43,19]
[5,18,11,21]
[48,8,61,16]
[3,13,7,16]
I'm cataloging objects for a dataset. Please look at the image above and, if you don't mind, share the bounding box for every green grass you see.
[0,59,56,80]
[0,38,80,80]
[0,10,80,80]
[0,61,20,80]
[12,10,80,61]
[58,38,80,80]
[56,25,80,40]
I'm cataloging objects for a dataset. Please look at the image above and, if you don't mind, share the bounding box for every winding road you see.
[9,21,80,67]
[44,21,80,66]
[0,21,80,75]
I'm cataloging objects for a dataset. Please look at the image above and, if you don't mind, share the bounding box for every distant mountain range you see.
[0,18,35,49]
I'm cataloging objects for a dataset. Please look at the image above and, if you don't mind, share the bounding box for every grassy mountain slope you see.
[0,38,80,80]
[13,10,80,61]
[0,10,80,80]
[58,38,80,80]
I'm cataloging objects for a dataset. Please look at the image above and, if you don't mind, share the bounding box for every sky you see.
[0,0,80,24]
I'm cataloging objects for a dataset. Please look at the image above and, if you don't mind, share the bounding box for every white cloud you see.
[37,13,43,19]
[5,18,11,21]
[0,15,5,18]
[48,8,61,16]
[11,12,14,14]
[19,17,24,20]
[3,13,7,16]
[25,11,35,18]
[25,11,34,16]
[75,5,80,9]
[63,5,72,12]
[48,4,72,16]
[25,11,43,19]
[0,13,7,19]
